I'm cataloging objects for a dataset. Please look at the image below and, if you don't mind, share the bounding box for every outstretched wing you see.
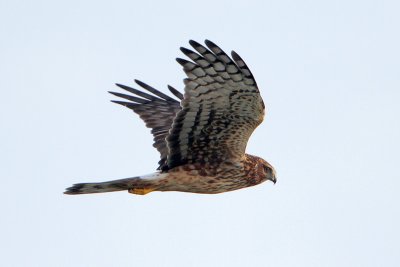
[164,40,265,170]
[109,80,183,169]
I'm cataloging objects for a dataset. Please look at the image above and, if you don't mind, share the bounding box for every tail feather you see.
[64,177,139,195]
[64,172,167,195]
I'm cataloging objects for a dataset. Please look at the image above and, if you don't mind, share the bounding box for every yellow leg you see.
[128,187,154,195]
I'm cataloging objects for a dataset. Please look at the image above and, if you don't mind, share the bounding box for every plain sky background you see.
[1,0,399,266]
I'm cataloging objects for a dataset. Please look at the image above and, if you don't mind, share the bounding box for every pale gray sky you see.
[1,0,399,266]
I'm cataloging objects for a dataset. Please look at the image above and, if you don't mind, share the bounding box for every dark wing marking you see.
[109,80,182,169]
[164,40,265,170]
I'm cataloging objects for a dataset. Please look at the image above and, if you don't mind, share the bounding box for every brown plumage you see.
[64,40,276,196]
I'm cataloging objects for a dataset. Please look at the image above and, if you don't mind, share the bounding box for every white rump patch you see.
[139,172,168,181]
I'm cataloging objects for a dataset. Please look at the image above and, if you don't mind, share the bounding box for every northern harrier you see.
[65,40,276,195]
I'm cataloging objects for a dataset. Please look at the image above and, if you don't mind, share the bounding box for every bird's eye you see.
[263,166,270,173]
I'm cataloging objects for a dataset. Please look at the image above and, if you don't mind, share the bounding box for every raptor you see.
[65,40,276,196]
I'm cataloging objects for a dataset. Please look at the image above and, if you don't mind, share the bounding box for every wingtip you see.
[189,39,199,46]
[168,85,184,100]
[134,79,154,90]
[231,50,239,58]
[115,83,129,90]
[108,91,122,97]
[189,39,203,49]
[204,39,217,48]
[134,79,145,88]
[110,100,127,106]
[176,57,189,66]
[135,79,152,89]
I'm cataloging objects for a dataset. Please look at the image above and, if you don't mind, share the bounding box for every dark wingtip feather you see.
[180,47,199,59]
[134,79,148,88]
[168,85,183,100]
[176,57,190,66]
[205,40,225,55]
[189,39,202,47]
[204,39,217,48]
[231,50,243,63]
[134,79,177,102]
[115,83,132,91]
[188,40,212,56]
[110,100,137,109]
[230,50,255,79]
[109,91,149,104]
[231,50,245,69]
[115,84,162,101]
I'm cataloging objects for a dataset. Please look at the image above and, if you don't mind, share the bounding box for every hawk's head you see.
[261,160,276,184]
[245,154,276,185]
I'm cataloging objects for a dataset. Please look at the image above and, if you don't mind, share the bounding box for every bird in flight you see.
[65,40,276,196]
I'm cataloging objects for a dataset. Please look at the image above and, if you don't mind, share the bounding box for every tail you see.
[64,172,168,195]
[64,177,140,195]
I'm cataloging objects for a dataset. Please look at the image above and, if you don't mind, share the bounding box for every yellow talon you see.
[129,187,154,195]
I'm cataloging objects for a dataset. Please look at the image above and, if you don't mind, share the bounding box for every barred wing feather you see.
[109,80,182,169]
[165,40,265,170]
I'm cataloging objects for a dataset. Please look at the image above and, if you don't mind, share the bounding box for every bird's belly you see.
[158,168,249,194]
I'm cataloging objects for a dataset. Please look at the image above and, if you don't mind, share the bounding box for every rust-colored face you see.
[243,154,276,186]
[261,160,277,184]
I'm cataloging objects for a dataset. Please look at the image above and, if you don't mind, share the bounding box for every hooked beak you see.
[272,168,277,184]
[268,173,277,184]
